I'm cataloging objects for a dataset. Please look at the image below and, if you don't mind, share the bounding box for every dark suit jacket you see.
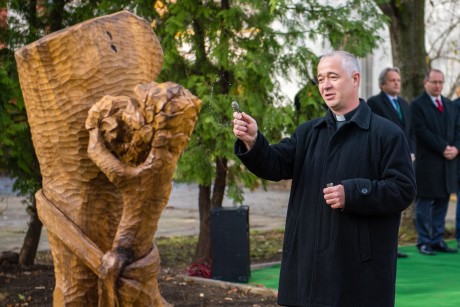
[411,92,460,197]
[454,97,460,187]
[367,91,415,153]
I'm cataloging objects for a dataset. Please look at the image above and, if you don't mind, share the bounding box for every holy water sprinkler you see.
[231,101,240,113]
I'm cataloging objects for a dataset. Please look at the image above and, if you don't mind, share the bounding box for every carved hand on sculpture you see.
[98,250,125,307]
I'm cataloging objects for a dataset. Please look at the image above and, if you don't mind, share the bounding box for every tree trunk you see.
[377,0,426,101]
[0,6,6,49]
[192,0,231,265]
[1,5,43,267]
[377,0,426,234]
[194,184,212,261]
[19,199,43,267]
[194,157,228,262]
[47,0,66,34]
[211,157,227,207]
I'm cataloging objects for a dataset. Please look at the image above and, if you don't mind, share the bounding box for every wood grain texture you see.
[15,11,201,306]
[86,82,200,306]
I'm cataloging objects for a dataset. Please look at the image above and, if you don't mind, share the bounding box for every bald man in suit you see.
[411,69,460,255]
[367,67,414,258]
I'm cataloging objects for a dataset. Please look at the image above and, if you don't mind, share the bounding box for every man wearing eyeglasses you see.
[367,67,415,258]
[411,69,460,255]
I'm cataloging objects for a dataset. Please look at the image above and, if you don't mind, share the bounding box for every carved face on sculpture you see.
[85,96,151,166]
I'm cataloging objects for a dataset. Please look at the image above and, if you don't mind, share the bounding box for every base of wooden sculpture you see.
[37,190,170,306]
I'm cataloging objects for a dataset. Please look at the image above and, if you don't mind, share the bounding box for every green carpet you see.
[250,241,460,306]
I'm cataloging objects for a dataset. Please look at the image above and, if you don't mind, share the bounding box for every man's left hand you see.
[323,184,345,209]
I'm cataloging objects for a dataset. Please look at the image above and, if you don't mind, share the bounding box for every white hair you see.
[319,51,360,75]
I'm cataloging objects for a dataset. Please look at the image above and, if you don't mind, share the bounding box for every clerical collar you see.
[333,109,354,130]
[333,107,358,122]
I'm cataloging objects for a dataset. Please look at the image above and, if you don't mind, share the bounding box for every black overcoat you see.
[235,101,416,307]
[455,98,460,186]
[367,91,415,153]
[411,92,460,197]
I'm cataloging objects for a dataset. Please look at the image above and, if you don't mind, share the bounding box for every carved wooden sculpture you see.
[14,11,201,306]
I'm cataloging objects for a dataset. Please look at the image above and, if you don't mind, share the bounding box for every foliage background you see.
[0,0,396,265]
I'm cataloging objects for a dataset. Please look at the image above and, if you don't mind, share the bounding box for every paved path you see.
[0,177,290,253]
[1,176,458,253]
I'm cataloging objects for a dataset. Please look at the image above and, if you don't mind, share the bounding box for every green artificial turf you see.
[395,240,460,306]
[250,240,460,306]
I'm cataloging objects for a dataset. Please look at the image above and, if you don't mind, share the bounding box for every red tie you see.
[435,98,443,112]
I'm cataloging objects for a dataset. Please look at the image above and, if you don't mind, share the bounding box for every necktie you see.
[392,98,403,121]
[435,98,443,112]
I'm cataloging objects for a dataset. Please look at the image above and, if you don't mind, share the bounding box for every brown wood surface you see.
[15,11,200,306]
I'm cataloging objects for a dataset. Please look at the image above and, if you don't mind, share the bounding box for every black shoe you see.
[418,244,436,256]
[432,241,458,253]
[397,251,408,258]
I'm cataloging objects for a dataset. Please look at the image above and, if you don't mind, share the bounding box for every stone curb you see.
[176,261,280,297]
[176,273,278,298]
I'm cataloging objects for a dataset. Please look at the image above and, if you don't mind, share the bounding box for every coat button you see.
[361,188,368,194]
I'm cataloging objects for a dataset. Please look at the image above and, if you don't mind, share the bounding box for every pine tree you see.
[2,0,386,267]
[148,0,386,268]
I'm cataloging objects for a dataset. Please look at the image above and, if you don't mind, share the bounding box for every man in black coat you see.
[367,67,414,258]
[411,69,460,255]
[452,86,460,248]
[233,51,416,307]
